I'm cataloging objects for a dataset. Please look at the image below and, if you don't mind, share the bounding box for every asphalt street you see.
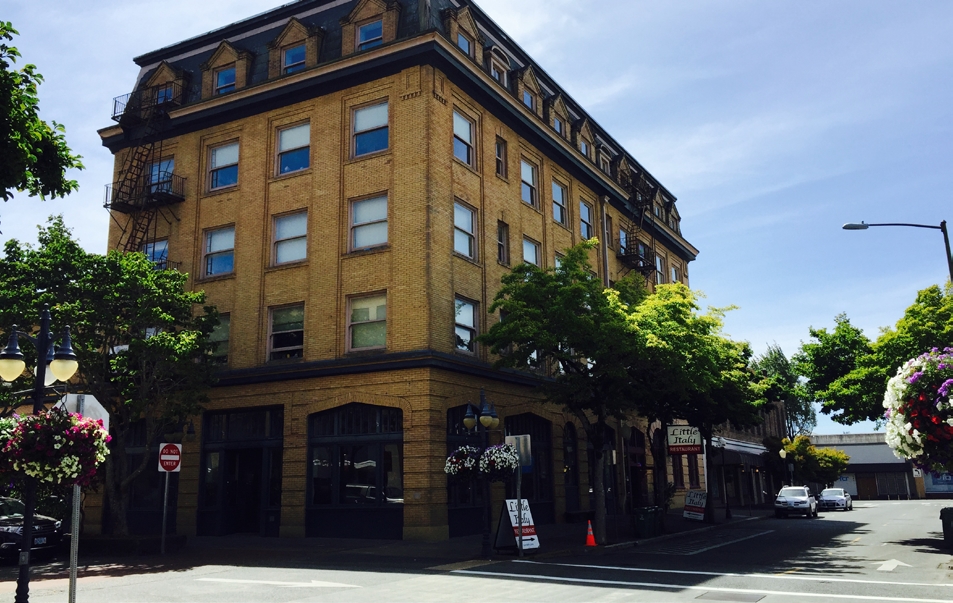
[3,500,951,603]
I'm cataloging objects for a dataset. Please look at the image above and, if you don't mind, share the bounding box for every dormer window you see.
[214,66,236,95]
[580,140,589,158]
[358,20,383,51]
[491,61,507,85]
[554,117,564,137]
[457,32,472,57]
[283,44,306,74]
[600,154,611,174]
[155,83,175,105]
[522,90,535,111]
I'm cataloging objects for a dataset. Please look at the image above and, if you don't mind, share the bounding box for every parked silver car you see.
[818,487,853,511]
[774,486,818,518]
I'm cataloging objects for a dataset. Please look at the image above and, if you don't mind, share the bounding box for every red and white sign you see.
[505,499,539,549]
[683,489,707,521]
[158,443,182,473]
[667,426,703,454]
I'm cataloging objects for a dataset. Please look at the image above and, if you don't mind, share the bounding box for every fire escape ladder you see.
[615,172,659,282]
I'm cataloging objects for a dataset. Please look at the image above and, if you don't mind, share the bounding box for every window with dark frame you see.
[353,102,389,156]
[349,294,386,350]
[552,180,567,225]
[453,201,475,259]
[270,304,304,360]
[497,221,510,265]
[495,138,507,178]
[580,139,589,158]
[142,239,168,268]
[147,158,173,195]
[619,228,628,253]
[452,111,474,165]
[688,454,700,488]
[454,297,477,353]
[606,216,614,249]
[204,226,235,277]
[214,65,236,95]
[553,117,564,136]
[357,20,383,51]
[209,142,239,190]
[277,123,310,174]
[274,212,308,264]
[282,44,306,74]
[209,314,230,364]
[520,159,537,207]
[672,454,685,489]
[351,195,388,250]
[522,90,535,111]
[456,32,472,56]
[579,201,593,239]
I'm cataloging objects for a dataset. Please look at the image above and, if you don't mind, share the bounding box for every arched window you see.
[505,413,554,524]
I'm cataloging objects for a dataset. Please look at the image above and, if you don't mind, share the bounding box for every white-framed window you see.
[656,255,666,284]
[209,314,230,365]
[214,65,236,95]
[606,215,614,249]
[283,44,306,74]
[520,159,537,207]
[553,117,564,137]
[552,180,567,225]
[452,111,474,165]
[579,201,593,239]
[274,212,307,265]
[204,226,235,277]
[579,139,589,158]
[600,153,611,174]
[269,304,304,360]
[142,239,168,267]
[453,201,476,259]
[351,195,388,250]
[454,297,477,353]
[522,237,540,266]
[554,253,564,269]
[348,294,386,350]
[670,265,679,283]
[456,32,472,56]
[495,138,507,178]
[209,142,239,190]
[353,101,389,156]
[522,90,535,111]
[619,228,628,253]
[491,61,507,85]
[277,123,310,174]
[357,19,383,51]
[497,221,509,265]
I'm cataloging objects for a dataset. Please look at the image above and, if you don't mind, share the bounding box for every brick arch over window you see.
[200,41,252,99]
[267,17,325,78]
[301,393,413,433]
[340,0,402,57]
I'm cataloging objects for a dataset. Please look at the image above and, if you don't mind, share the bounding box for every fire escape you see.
[104,81,186,254]
[616,171,660,283]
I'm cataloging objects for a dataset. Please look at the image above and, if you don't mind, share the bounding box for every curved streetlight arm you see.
[843,220,952,284]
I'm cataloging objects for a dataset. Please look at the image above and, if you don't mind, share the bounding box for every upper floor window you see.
[619,228,628,253]
[520,159,538,207]
[354,102,389,156]
[358,20,383,51]
[454,297,477,353]
[351,195,388,250]
[456,32,472,56]
[453,201,476,259]
[283,44,306,74]
[552,181,567,226]
[209,142,239,190]
[655,256,666,284]
[349,294,386,350]
[495,138,507,178]
[277,123,310,174]
[147,159,173,194]
[155,83,175,105]
[670,266,680,283]
[580,139,589,158]
[579,201,593,239]
[452,111,474,165]
[274,212,308,265]
[142,239,168,267]
[209,314,230,365]
[600,154,611,174]
[522,90,535,111]
[522,237,540,266]
[491,62,507,85]
[270,304,304,360]
[497,221,510,265]
[204,226,235,277]
[214,66,236,95]
[553,117,564,137]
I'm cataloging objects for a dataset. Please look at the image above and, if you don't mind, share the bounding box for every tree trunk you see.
[103,438,130,536]
[592,449,607,545]
[703,433,715,524]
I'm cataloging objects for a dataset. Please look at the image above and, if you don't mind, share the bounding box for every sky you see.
[5,1,952,434]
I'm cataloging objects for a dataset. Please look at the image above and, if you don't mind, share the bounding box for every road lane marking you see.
[512,560,949,588]
[875,560,913,572]
[852,537,862,543]
[454,570,953,602]
[195,578,359,588]
[428,560,498,571]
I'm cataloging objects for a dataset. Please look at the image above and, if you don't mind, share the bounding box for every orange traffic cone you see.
[585,520,597,547]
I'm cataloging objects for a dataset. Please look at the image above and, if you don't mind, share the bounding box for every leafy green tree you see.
[752,344,815,437]
[480,241,645,544]
[0,218,217,536]
[0,23,82,205]
[795,286,953,424]
[767,435,849,487]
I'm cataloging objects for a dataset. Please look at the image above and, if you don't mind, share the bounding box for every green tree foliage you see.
[764,435,850,487]
[795,286,953,424]
[0,217,217,535]
[751,344,815,437]
[0,22,82,203]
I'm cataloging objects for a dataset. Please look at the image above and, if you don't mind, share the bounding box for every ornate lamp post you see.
[779,449,795,486]
[462,390,499,559]
[0,305,79,603]
[842,220,953,283]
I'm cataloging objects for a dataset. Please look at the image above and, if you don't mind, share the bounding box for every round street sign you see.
[158,443,182,473]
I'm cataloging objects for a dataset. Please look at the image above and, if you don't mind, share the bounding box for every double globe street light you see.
[462,390,499,559]
[0,305,79,603]
[842,220,953,284]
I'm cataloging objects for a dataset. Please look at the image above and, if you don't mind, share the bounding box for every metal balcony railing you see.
[111,81,184,123]
[104,172,186,214]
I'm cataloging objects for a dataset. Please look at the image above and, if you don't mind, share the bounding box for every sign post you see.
[56,394,109,603]
[157,443,182,555]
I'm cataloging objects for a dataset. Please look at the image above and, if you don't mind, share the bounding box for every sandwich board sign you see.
[683,489,707,521]
[494,499,539,551]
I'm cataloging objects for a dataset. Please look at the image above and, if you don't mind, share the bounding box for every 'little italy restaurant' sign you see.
[667,426,702,454]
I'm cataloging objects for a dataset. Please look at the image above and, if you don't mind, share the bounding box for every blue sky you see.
[5,1,951,434]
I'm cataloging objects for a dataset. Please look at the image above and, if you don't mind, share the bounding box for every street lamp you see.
[842,220,953,283]
[779,449,795,486]
[0,304,79,603]
[463,389,499,559]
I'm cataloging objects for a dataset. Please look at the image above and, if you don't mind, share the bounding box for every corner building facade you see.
[98,0,700,540]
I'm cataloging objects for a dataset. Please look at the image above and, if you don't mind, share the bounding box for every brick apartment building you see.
[96,0,700,540]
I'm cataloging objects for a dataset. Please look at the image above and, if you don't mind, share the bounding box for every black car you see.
[0,497,66,560]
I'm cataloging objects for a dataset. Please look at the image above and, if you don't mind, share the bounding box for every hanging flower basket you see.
[884,347,953,473]
[479,444,519,482]
[445,445,481,480]
[1,407,111,487]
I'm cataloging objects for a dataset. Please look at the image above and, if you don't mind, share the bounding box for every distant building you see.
[812,433,926,500]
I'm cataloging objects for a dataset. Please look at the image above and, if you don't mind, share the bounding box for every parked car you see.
[0,497,66,561]
[818,488,853,511]
[774,486,818,518]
